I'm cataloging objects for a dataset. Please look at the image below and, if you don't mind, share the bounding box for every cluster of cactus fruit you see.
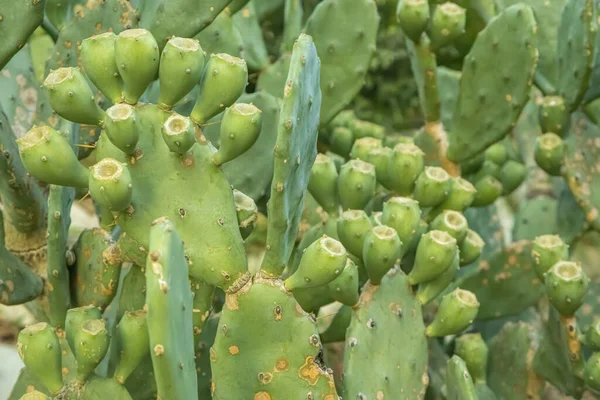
[3,0,600,399]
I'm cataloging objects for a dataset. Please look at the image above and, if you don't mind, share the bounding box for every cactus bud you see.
[409,230,457,285]
[89,158,133,212]
[104,104,140,154]
[534,132,564,176]
[214,103,262,166]
[73,319,109,381]
[337,210,373,258]
[337,159,377,210]
[115,29,160,104]
[499,160,527,194]
[382,196,421,247]
[429,2,466,50]
[363,225,403,285]
[329,126,354,158]
[584,353,600,392]
[586,318,600,351]
[350,137,382,161]
[308,153,339,214]
[327,258,360,306]
[545,261,589,316]
[233,189,258,240]
[387,142,425,195]
[17,323,63,394]
[430,210,468,244]
[162,113,197,154]
[532,234,568,280]
[413,166,451,207]
[471,176,503,207]
[114,310,150,384]
[17,125,89,188]
[417,252,459,305]
[367,147,394,189]
[191,54,248,125]
[44,67,105,125]
[539,96,568,135]
[426,288,479,337]
[158,37,206,108]
[459,229,485,266]
[454,333,488,384]
[80,32,123,104]
[396,0,430,43]
[284,236,347,290]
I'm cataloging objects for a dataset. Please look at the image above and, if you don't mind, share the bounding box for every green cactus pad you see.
[196,9,243,58]
[233,2,270,71]
[211,278,339,399]
[261,33,322,277]
[304,0,379,125]
[256,54,292,98]
[0,241,43,306]
[457,240,544,319]
[446,355,478,400]
[0,0,46,70]
[145,218,198,398]
[343,269,428,399]
[447,4,537,162]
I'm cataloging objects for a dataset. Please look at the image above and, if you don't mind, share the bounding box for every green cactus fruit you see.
[539,96,569,135]
[214,103,262,166]
[43,67,105,125]
[19,391,50,400]
[545,261,590,316]
[455,333,488,384]
[363,225,402,285]
[484,142,508,166]
[115,29,160,105]
[499,160,526,194]
[337,159,377,210]
[158,37,206,109]
[382,196,421,247]
[350,137,382,161]
[89,158,133,212]
[471,176,503,207]
[459,229,485,266]
[284,236,347,290]
[73,318,110,380]
[308,153,339,215]
[161,113,198,155]
[406,218,430,255]
[80,32,123,104]
[16,125,89,188]
[82,376,134,399]
[71,228,122,309]
[430,210,468,244]
[532,234,569,280]
[585,353,600,392]
[586,319,600,351]
[191,54,248,125]
[409,230,457,285]
[103,104,140,154]
[413,166,451,207]
[320,305,353,344]
[329,126,354,158]
[114,310,150,384]
[416,251,459,305]
[370,211,383,226]
[367,147,394,189]
[431,177,477,216]
[387,142,425,195]
[330,110,356,129]
[327,258,360,306]
[145,218,198,398]
[17,322,63,395]
[472,160,502,183]
[396,0,430,43]
[337,210,373,258]
[65,305,102,357]
[534,132,564,176]
[349,119,386,140]
[429,2,467,50]
[446,356,478,400]
[233,189,258,240]
[426,288,479,336]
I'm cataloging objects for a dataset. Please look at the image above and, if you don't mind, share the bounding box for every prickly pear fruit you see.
[65,305,102,358]
[329,126,354,157]
[484,143,508,166]
[544,261,589,316]
[337,210,373,258]
[308,153,339,214]
[327,258,360,306]
[587,319,600,351]
[88,158,133,212]
[103,104,140,154]
[80,32,122,104]
[459,229,485,266]
[214,103,262,166]
[19,391,50,400]
[396,0,430,43]
[539,96,569,135]
[161,113,197,154]
[114,310,150,384]
[337,159,377,210]
[387,142,424,195]
[363,225,402,285]
[73,318,110,380]
[426,288,479,336]
[367,147,393,189]
[350,137,382,161]
[430,210,468,244]
[429,2,466,50]
[471,176,503,207]
[409,230,457,285]
[233,189,258,240]
[431,177,477,215]
[413,166,451,207]
[584,353,600,392]
[382,196,421,247]
[534,132,564,176]
[499,160,527,194]
[416,252,459,305]
[455,333,488,383]
[532,234,569,280]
